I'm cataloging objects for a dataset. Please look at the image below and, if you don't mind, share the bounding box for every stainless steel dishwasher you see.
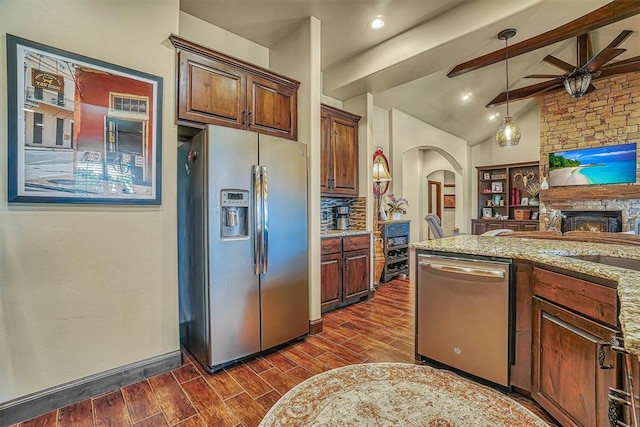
[416,252,512,387]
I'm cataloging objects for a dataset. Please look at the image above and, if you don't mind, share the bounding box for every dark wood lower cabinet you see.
[532,297,619,426]
[320,252,342,310]
[321,235,371,313]
[471,219,539,235]
[511,261,533,393]
[343,248,370,302]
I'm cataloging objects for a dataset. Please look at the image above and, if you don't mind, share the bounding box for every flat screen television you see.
[548,142,637,187]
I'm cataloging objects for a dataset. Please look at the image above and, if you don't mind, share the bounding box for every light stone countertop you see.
[321,229,372,238]
[411,235,640,357]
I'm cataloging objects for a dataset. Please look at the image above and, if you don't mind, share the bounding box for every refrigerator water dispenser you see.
[221,189,249,239]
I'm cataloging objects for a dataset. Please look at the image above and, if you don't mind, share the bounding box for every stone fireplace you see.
[561,210,623,233]
[537,71,640,233]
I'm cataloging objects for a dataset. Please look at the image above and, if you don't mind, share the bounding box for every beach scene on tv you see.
[548,143,637,187]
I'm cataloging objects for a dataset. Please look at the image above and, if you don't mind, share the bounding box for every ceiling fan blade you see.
[584,47,626,71]
[448,1,640,78]
[598,55,640,77]
[525,74,564,79]
[605,30,633,49]
[544,55,575,73]
[486,80,563,108]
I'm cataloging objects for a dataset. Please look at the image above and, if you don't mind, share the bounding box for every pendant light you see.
[495,28,521,147]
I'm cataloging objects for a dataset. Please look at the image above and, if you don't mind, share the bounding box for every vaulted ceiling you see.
[180,0,640,146]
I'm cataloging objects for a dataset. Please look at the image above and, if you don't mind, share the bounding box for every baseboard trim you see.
[0,350,182,427]
[309,318,323,334]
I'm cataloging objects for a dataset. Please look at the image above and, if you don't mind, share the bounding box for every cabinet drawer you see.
[385,222,409,237]
[343,235,370,252]
[321,238,342,255]
[533,267,617,327]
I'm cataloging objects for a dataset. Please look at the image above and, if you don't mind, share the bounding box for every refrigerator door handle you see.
[261,165,269,274]
[253,165,262,275]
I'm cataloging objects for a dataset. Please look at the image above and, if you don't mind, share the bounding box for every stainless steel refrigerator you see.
[178,125,309,372]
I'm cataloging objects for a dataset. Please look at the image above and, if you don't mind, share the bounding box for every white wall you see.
[179,12,269,68]
[389,109,469,242]
[420,153,459,240]
[0,0,180,402]
[442,171,456,235]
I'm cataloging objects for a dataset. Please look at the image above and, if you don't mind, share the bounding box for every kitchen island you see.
[412,234,640,427]
[411,234,640,356]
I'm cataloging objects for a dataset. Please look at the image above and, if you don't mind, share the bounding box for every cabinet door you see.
[329,114,359,197]
[343,248,370,302]
[471,219,487,235]
[486,221,506,231]
[521,221,539,231]
[532,297,619,427]
[321,253,342,312]
[178,51,245,128]
[320,109,331,194]
[247,74,297,140]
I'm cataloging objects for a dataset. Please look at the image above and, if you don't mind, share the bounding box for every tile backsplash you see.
[321,197,367,232]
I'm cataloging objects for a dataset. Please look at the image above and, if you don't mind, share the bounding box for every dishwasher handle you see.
[421,261,505,279]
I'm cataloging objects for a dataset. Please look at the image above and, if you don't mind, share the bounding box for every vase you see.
[528,198,540,206]
[540,176,549,190]
[392,212,402,220]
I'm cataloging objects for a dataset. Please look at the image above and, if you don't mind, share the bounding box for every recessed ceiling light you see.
[368,16,386,30]
[462,92,472,101]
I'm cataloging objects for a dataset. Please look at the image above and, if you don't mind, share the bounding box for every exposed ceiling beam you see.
[447,0,640,78]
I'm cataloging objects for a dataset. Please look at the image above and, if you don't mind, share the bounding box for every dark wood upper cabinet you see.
[321,104,360,197]
[170,35,299,140]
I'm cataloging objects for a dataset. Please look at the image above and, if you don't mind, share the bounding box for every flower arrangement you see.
[386,193,409,215]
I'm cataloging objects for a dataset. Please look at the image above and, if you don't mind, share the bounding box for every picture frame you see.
[491,181,503,192]
[444,195,455,208]
[521,197,529,206]
[482,207,493,218]
[531,211,539,220]
[7,34,163,204]
[483,172,491,180]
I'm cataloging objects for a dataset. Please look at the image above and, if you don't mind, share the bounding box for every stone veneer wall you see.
[320,197,366,232]
[538,72,640,231]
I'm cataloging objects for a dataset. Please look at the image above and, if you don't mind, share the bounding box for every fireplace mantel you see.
[541,184,640,202]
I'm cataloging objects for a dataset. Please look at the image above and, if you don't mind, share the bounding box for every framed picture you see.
[531,211,539,220]
[482,207,492,218]
[521,197,529,206]
[483,172,491,180]
[7,34,163,204]
[444,195,455,208]
[491,181,503,192]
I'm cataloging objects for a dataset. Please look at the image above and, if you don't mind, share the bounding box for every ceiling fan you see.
[486,30,640,107]
[448,1,640,108]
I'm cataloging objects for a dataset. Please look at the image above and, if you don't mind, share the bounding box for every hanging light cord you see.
[505,37,510,116]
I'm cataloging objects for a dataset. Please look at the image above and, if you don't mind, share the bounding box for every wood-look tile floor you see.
[13,277,557,427]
